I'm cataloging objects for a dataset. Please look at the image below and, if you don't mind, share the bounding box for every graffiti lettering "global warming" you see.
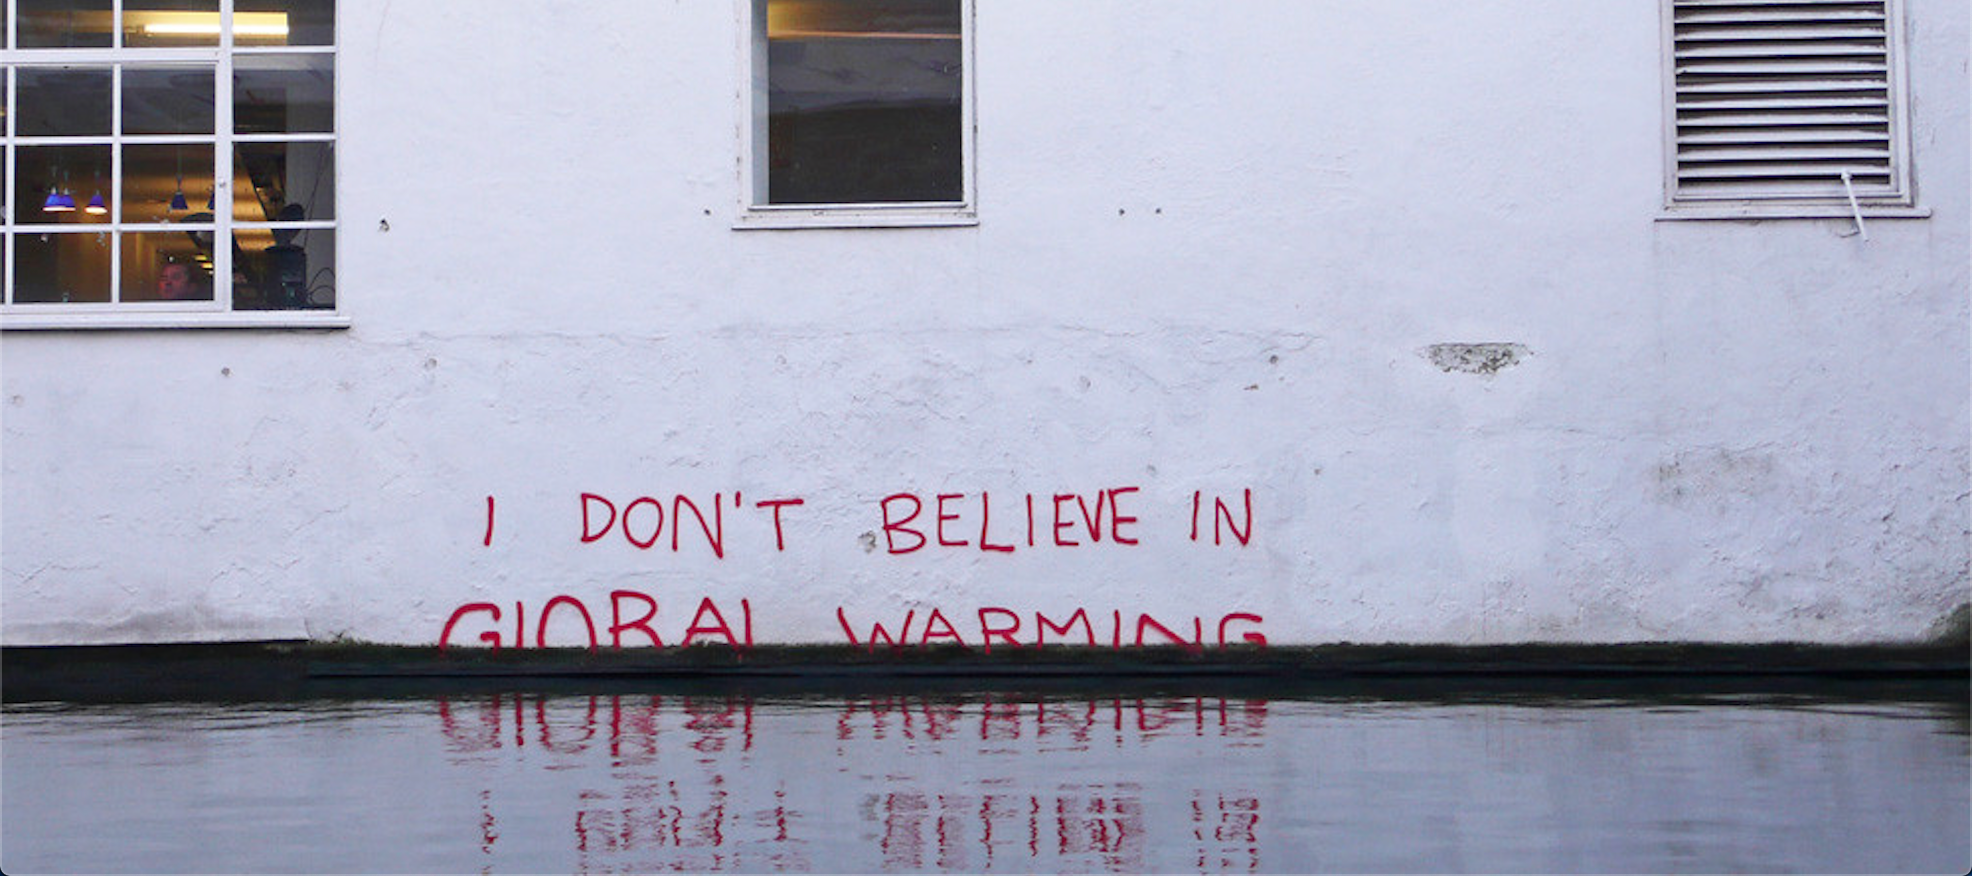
[439,592,1265,653]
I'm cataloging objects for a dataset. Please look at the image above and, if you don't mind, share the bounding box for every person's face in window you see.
[157,263,195,300]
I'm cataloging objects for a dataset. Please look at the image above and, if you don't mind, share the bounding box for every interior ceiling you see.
[768,0,959,40]
[18,10,292,46]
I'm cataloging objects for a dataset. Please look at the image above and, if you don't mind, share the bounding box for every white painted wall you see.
[3,0,1966,647]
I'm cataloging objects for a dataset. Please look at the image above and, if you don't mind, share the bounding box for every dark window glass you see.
[17,68,112,137]
[234,55,334,135]
[122,144,217,224]
[15,232,112,304]
[233,141,333,222]
[233,228,332,310]
[766,0,962,204]
[15,0,113,49]
[124,68,218,136]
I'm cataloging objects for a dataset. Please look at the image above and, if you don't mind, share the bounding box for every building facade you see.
[2,0,1966,648]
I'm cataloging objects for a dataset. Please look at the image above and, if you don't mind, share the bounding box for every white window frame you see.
[733,0,976,230]
[0,0,345,330]
[1658,0,1929,221]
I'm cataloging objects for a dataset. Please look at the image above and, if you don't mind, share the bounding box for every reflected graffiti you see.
[437,694,1270,873]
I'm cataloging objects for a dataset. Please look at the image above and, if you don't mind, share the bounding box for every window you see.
[1663,0,1920,216]
[739,0,974,229]
[2,0,339,328]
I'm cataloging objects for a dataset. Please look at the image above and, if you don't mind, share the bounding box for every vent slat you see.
[1679,147,1892,162]
[1675,0,1883,6]
[1675,27,1886,41]
[1676,78,1888,93]
[1676,60,1888,75]
[1677,128,1888,144]
[1676,11,1883,23]
[1678,96,1889,110]
[1677,15,1883,29]
[1676,44,1885,59]
[1675,111,1889,126]
[1679,161,1890,176]
[1680,179,1890,192]
[1672,79,1885,95]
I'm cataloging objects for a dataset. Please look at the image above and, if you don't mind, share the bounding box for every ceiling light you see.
[170,152,189,211]
[134,12,289,38]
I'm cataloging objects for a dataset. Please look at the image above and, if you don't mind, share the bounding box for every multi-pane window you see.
[742,0,972,227]
[1666,0,1913,210]
[3,0,335,321]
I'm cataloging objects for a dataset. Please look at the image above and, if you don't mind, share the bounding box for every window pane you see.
[122,144,216,224]
[15,0,113,49]
[124,68,217,136]
[17,68,113,137]
[766,0,962,204]
[121,232,215,302]
[235,55,334,135]
[233,141,333,222]
[122,1,222,49]
[16,146,113,226]
[234,228,332,310]
[14,232,112,304]
[236,0,335,47]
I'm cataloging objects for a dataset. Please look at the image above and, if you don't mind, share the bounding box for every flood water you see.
[3,683,1967,874]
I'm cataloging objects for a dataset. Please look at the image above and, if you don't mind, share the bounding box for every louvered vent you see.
[1671,0,1902,202]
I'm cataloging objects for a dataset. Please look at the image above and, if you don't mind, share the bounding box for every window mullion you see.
[108,64,121,302]
[4,64,12,306]
[215,0,234,310]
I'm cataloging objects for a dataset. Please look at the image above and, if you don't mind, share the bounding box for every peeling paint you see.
[1423,343,1530,375]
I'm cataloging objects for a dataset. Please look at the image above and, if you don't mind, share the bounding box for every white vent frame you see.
[1661,0,1925,219]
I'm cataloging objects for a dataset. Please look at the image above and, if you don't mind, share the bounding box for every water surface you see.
[4,688,1966,873]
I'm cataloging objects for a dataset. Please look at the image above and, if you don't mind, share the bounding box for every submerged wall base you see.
[5,640,1965,704]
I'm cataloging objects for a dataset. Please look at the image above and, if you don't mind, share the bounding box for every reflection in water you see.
[3,691,1967,873]
[434,695,1272,873]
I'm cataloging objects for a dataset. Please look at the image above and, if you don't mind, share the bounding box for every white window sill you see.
[734,203,977,231]
[1658,204,1932,222]
[0,311,351,331]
